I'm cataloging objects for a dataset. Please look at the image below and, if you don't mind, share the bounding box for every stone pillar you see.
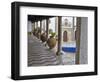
[72,17,75,41]
[55,17,58,36]
[36,21,38,28]
[43,20,45,33]
[40,20,42,39]
[79,17,88,64]
[32,22,35,32]
[57,16,62,55]
[36,21,38,38]
[34,22,36,29]
[46,18,49,40]
[75,17,81,64]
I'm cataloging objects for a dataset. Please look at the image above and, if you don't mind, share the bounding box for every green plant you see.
[49,29,53,34]
[50,32,56,37]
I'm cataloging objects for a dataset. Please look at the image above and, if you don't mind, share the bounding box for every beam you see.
[28,15,54,22]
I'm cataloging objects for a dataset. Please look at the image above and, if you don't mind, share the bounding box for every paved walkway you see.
[61,52,75,65]
[28,34,75,67]
[28,34,60,66]
[61,42,76,65]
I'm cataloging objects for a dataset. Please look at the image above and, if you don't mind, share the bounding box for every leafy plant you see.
[50,32,56,37]
[49,29,53,34]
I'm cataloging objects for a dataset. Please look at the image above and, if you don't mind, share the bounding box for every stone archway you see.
[63,31,68,42]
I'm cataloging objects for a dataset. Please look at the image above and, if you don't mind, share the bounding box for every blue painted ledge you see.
[62,47,76,53]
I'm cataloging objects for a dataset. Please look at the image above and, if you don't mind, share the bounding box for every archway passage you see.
[63,31,68,42]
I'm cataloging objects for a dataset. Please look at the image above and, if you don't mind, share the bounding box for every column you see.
[57,16,62,55]
[36,21,38,38]
[46,18,49,40]
[72,17,75,41]
[55,17,58,36]
[40,20,42,39]
[43,20,45,33]
[32,22,35,32]
[36,21,38,28]
[79,17,88,64]
[75,17,81,64]
[34,22,36,29]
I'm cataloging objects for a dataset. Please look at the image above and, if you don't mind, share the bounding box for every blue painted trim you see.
[62,47,76,53]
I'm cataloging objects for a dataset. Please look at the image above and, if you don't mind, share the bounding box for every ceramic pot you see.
[47,36,56,49]
[41,33,47,42]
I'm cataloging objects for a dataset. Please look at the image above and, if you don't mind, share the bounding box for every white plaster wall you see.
[62,27,75,42]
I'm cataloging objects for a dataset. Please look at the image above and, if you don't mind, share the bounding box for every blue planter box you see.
[62,47,76,53]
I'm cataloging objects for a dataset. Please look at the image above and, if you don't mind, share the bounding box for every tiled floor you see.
[61,42,76,65]
[60,52,75,65]
[28,34,60,66]
[28,34,75,66]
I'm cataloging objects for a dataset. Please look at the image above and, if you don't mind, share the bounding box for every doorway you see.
[63,31,68,42]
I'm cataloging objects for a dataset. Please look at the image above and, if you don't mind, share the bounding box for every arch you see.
[63,31,68,42]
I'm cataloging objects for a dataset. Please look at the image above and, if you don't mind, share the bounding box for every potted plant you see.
[47,32,56,49]
[33,29,37,36]
[41,32,47,42]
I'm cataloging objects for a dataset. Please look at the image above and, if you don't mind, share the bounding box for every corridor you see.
[28,34,60,66]
[28,34,75,66]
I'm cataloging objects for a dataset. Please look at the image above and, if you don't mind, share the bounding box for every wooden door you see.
[63,31,68,42]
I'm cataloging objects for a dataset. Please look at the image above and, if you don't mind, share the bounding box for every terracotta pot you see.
[41,33,47,42]
[33,31,35,35]
[37,32,40,39]
[47,36,56,49]
[33,30,37,36]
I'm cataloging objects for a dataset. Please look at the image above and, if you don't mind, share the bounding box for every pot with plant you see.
[41,32,47,42]
[33,29,37,36]
[47,32,56,49]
